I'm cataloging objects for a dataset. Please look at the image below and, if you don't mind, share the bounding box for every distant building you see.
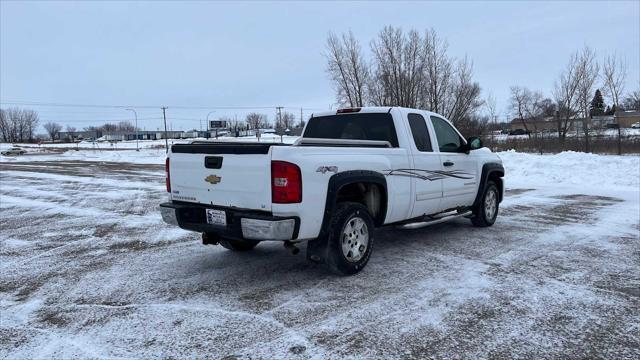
[102,130,186,141]
[58,128,260,142]
[615,110,640,128]
[510,116,557,132]
[591,115,615,129]
[58,130,102,141]
[509,114,626,133]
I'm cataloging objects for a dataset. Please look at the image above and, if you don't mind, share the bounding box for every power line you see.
[48,117,160,123]
[0,100,324,111]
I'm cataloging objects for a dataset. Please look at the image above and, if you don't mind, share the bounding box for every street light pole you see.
[125,108,139,151]
[162,107,168,153]
[206,111,216,139]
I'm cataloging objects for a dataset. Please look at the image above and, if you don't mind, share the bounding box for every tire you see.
[218,238,260,251]
[471,180,499,227]
[326,202,375,275]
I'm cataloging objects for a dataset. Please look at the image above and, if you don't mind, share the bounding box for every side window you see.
[431,116,462,153]
[408,113,432,152]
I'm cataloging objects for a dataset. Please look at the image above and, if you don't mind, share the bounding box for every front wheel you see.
[326,202,375,275]
[471,181,499,227]
[218,238,260,251]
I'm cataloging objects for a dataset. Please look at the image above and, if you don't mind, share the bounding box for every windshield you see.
[303,112,399,147]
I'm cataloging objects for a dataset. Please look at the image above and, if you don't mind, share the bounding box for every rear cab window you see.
[408,113,432,152]
[303,113,399,147]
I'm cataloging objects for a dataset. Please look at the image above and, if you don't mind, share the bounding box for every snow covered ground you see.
[0,136,298,165]
[1,146,639,358]
[0,134,300,151]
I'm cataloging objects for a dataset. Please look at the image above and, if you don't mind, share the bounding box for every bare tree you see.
[553,51,581,143]
[421,28,453,114]
[370,26,425,107]
[621,90,640,110]
[44,122,62,141]
[63,125,77,141]
[442,56,483,125]
[117,121,136,132]
[101,123,118,132]
[0,107,39,142]
[22,110,39,142]
[510,86,533,137]
[484,93,497,128]
[576,47,600,119]
[325,31,369,107]
[538,98,557,117]
[601,54,626,107]
[510,86,549,140]
[245,112,268,130]
[0,109,8,142]
[6,108,21,142]
[276,111,296,131]
[368,27,481,123]
[574,47,599,152]
[326,27,483,124]
[228,119,242,131]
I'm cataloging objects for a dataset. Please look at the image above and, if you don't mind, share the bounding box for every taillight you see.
[165,157,171,192]
[271,161,302,203]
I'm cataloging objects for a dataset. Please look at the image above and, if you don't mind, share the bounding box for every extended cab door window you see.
[431,116,462,152]
[408,113,432,152]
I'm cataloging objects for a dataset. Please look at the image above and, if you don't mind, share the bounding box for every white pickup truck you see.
[160,107,504,275]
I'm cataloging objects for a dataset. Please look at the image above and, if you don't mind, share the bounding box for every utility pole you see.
[162,107,168,153]
[276,106,283,129]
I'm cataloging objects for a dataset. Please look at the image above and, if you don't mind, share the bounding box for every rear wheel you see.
[218,238,260,251]
[326,202,374,275]
[471,181,499,227]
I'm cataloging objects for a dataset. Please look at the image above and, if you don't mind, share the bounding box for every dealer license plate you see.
[205,209,227,226]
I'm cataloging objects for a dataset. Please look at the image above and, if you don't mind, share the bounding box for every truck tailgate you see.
[169,143,281,211]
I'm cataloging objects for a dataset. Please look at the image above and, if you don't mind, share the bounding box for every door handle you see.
[443,161,454,167]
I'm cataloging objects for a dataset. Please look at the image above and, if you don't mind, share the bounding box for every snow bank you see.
[498,150,640,191]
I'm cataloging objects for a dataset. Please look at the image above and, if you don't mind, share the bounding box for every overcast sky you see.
[1,1,639,132]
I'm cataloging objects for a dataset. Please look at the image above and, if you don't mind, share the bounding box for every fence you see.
[483,132,640,155]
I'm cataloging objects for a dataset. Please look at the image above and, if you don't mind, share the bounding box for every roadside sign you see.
[209,120,227,129]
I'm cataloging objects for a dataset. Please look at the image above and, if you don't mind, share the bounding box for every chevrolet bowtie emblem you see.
[205,175,221,184]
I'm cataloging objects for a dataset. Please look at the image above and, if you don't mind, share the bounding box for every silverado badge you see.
[205,175,221,184]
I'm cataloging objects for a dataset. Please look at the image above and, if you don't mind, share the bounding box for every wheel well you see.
[488,172,504,202]
[336,182,386,226]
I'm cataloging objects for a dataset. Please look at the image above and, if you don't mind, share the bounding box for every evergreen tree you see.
[589,89,605,117]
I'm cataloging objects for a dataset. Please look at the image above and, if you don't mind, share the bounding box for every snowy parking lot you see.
[1,146,639,358]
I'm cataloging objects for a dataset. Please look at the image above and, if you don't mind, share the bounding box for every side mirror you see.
[457,136,482,154]
[468,136,483,150]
